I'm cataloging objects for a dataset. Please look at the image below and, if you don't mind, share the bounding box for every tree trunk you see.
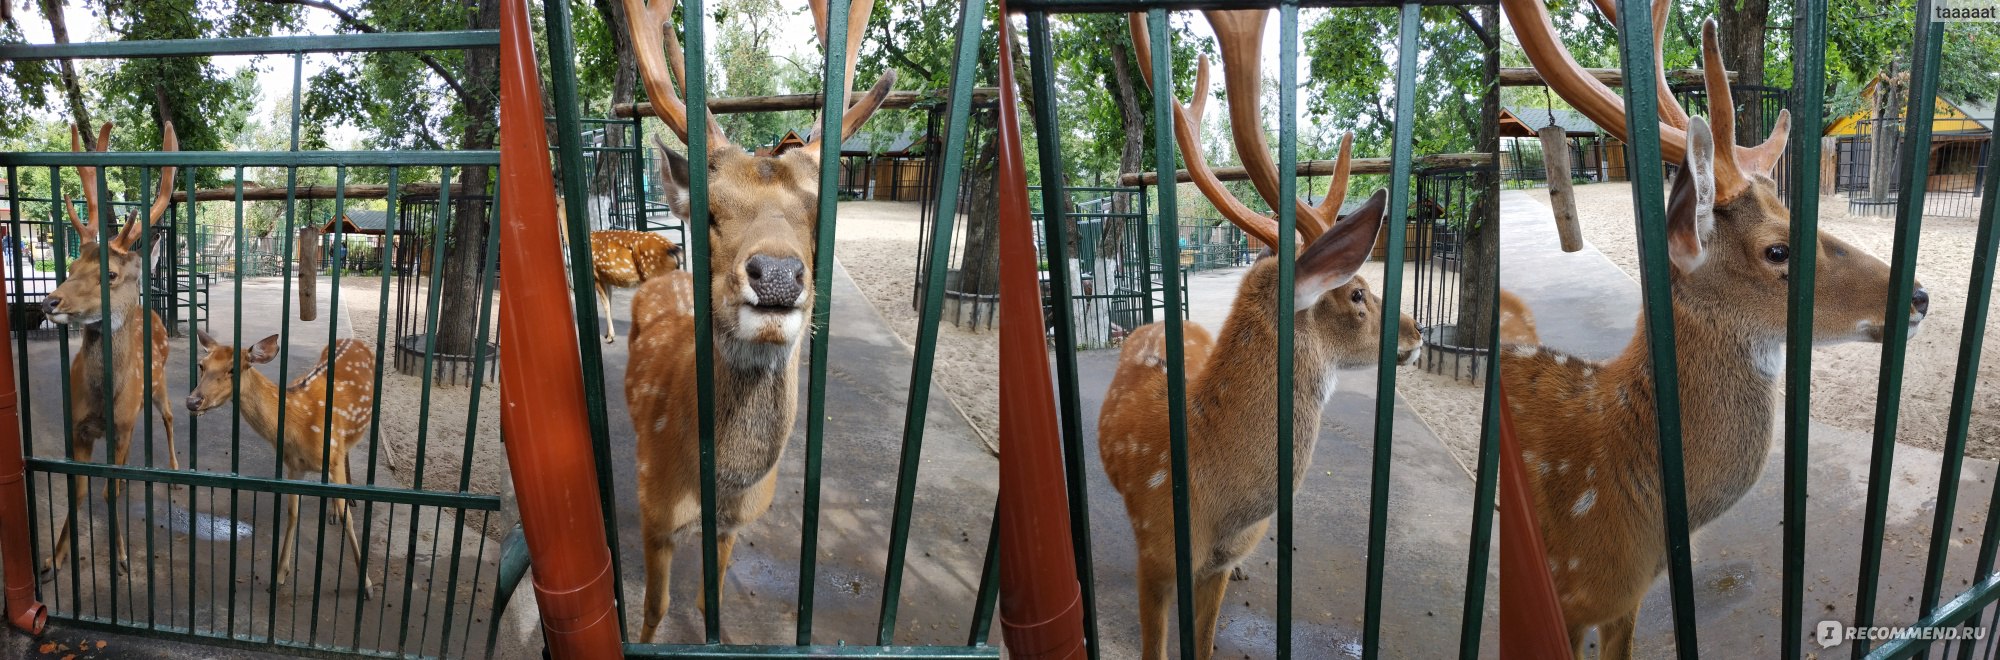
[434,0,501,361]
[1457,4,1500,353]
[41,0,94,147]
[1100,34,1146,272]
[1716,0,1769,146]
[956,110,1002,302]
[589,0,638,208]
[1869,64,1905,204]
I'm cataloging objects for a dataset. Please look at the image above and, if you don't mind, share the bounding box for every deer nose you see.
[41,295,59,314]
[745,254,805,308]
[184,394,200,411]
[1912,288,1929,317]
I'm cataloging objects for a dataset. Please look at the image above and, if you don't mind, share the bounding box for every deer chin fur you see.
[723,305,802,371]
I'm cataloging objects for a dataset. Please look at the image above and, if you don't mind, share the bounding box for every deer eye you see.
[1350,288,1366,304]
[1764,244,1790,264]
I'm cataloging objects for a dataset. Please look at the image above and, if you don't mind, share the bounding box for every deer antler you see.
[1502,0,1788,202]
[67,122,112,239]
[625,0,728,147]
[117,121,180,253]
[1128,10,1352,251]
[804,0,897,150]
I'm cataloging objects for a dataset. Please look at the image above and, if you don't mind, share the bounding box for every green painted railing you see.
[1023,2,1500,659]
[0,31,506,658]
[539,0,999,656]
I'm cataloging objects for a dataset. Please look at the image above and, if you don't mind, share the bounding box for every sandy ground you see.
[1529,182,2000,457]
[831,201,998,452]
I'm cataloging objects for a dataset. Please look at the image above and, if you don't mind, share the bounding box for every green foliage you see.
[300,0,489,152]
[0,20,60,141]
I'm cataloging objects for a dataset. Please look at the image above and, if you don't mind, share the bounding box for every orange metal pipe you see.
[0,243,47,636]
[995,3,1085,658]
[495,0,623,656]
[1498,386,1572,658]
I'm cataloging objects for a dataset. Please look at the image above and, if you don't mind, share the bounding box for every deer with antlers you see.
[39,122,183,578]
[1096,12,1421,659]
[1502,1,1928,656]
[620,0,895,642]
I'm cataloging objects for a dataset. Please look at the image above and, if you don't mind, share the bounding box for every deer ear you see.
[1294,189,1389,311]
[246,334,282,364]
[196,329,219,352]
[1668,116,1718,275]
[653,136,692,219]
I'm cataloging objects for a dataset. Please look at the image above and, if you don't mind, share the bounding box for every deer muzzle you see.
[743,254,806,309]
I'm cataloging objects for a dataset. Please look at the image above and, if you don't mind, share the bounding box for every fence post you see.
[495,0,623,656]
[996,2,1086,658]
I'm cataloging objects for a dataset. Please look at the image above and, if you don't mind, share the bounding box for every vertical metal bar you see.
[1144,9,1197,657]
[91,165,113,624]
[398,172,455,653]
[1458,226,1502,659]
[1361,5,1420,657]
[799,0,854,641]
[183,164,201,630]
[1781,1,1828,656]
[353,167,399,650]
[1957,98,2000,660]
[439,191,503,654]
[306,167,348,646]
[1852,3,1940,655]
[968,507,1000,647]
[1275,4,1300,658]
[1611,0,1699,652]
[226,168,245,639]
[682,0,723,643]
[875,0,989,645]
[541,0,628,636]
[1022,11,1099,658]
[1138,191,1152,324]
[137,163,156,629]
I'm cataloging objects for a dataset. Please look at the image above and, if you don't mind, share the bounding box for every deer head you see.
[1507,0,1927,344]
[184,331,281,415]
[625,0,894,370]
[1129,9,1418,364]
[43,122,178,331]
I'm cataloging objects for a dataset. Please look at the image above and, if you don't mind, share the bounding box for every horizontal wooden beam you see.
[1498,67,1735,87]
[1117,153,1489,187]
[170,182,477,203]
[612,87,1000,119]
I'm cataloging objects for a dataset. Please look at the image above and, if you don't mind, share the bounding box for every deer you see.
[1097,11,1422,659]
[619,0,896,642]
[39,121,183,579]
[1501,2,1929,656]
[184,332,377,598]
[1500,288,1541,345]
[555,204,684,344]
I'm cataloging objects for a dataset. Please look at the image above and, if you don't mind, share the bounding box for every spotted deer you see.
[620,0,895,642]
[1097,11,1421,659]
[1501,3,1928,656]
[39,122,182,578]
[1500,288,1541,345]
[555,204,684,343]
[184,333,377,597]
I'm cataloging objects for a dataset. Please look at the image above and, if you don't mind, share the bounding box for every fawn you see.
[620,0,896,641]
[185,332,378,598]
[1099,11,1421,659]
[1503,5,1928,657]
[40,122,182,578]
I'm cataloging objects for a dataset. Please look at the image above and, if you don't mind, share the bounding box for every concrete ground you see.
[1500,190,2000,657]
[1064,264,1499,659]
[15,276,508,658]
[489,259,998,655]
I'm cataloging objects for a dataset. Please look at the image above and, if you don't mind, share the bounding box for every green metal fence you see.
[539,0,999,655]
[0,32,509,657]
[1021,2,1501,658]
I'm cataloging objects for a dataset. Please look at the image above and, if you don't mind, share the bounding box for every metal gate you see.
[532,0,1000,655]
[0,30,510,658]
[1014,3,1503,658]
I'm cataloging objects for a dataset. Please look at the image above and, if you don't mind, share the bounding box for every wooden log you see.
[1538,125,1585,253]
[612,87,1000,119]
[299,227,318,322]
[1117,153,1487,187]
[170,183,476,203]
[1498,67,1733,87]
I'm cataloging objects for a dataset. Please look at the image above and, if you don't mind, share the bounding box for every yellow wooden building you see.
[1826,78,1992,195]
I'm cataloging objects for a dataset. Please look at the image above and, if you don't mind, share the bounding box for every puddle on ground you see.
[164,504,255,542]
[1700,561,1757,608]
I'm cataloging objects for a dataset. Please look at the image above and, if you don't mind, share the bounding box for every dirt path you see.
[1529,182,1999,457]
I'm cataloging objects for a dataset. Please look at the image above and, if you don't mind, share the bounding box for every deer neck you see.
[231,367,295,446]
[707,336,803,490]
[73,297,150,389]
[1192,263,1337,482]
[1605,301,1781,528]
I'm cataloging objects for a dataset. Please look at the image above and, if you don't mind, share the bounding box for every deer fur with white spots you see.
[39,121,183,580]
[555,202,683,344]
[1097,12,1421,659]
[621,0,897,642]
[1502,3,1928,656]
[185,333,378,598]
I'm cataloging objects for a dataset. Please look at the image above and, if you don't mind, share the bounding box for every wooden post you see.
[1537,126,1584,252]
[299,226,319,322]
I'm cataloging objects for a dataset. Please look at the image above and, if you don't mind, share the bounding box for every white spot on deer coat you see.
[1571,489,1597,517]
[1147,470,1167,489]
[1753,341,1784,379]
[1553,354,1568,366]
[1510,345,1538,358]
[1567,557,1581,571]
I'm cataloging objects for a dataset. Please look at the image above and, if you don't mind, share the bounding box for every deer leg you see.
[334,456,374,599]
[152,373,180,471]
[697,532,739,618]
[598,282,617,343]
[107,414,135,574]
[43,423,99,579]
[1136,569,1172,660]
[1192,568,1232,660]
[1598,607,1639,660]
[639,520,677,644]
[275,487,301,588]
